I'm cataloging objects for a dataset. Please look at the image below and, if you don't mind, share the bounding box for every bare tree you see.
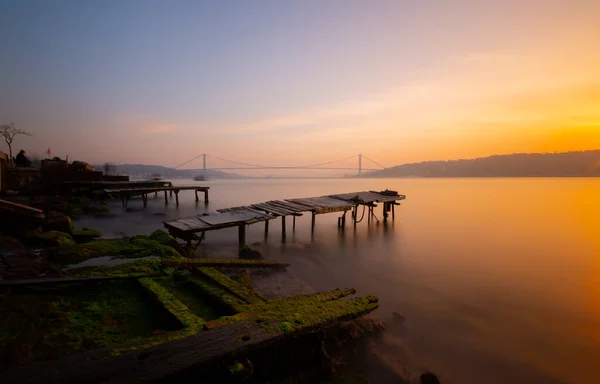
[0,123,32,167]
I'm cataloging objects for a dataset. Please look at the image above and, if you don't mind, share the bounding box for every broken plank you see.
[162,258,290,269]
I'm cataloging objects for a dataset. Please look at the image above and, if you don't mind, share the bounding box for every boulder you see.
[0,236,42,278]
[239,246,264,260]
[23,230,76,247]
[42,211,74,235]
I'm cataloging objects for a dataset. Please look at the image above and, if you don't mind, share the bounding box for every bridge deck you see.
[164,190,405,247]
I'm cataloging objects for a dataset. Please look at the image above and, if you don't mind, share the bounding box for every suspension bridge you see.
[174,154,386,175]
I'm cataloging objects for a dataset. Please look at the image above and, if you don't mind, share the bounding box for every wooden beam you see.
[238,223,246,247]
[281,215,286,239]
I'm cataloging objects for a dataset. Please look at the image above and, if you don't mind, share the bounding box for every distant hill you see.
[362,150,600,178]
[94,164,243,179]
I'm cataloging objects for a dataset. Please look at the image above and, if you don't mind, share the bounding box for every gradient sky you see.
[1,0,599,175]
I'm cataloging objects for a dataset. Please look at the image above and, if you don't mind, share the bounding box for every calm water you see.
[79,178,600,383]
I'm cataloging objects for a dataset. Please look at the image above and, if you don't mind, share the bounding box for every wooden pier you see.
[104,186,210,209]
[164,189,405,247]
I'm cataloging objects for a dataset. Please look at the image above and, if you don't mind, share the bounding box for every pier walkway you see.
[104,186,210,208]
[164,189,405,247]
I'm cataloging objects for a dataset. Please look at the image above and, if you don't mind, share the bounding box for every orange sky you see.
[1,1,599,175]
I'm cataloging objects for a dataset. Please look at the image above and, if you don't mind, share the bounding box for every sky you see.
[1,0,599,175]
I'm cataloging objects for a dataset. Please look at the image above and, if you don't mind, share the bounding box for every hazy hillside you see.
[94,164,243,179]
[363,151,600,178]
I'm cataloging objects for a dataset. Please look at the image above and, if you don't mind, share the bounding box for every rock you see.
[23,230,76,247]
[0,236,42,278]
[421,372,440,384]
[42,211,74,235]
[392,312,406,324]
[72,227,102,244]
[239,246,264,260]
[83,203,111,216]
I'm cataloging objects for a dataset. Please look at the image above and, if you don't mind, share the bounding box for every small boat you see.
[193,175,206,181]
[150,174,163,181]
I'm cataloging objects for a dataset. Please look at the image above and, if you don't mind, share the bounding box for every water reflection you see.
[76,178,600,384]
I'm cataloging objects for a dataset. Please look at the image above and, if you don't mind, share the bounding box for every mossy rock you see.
[48,237,182,265]
[42,211,74,235]
[23,231,76,247]
[82,203,111,216]
[72,227,102,244]
[239,246,263,260]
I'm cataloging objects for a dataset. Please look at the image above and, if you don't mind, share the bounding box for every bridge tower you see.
[202,153,206,170]
[358,154,362,176]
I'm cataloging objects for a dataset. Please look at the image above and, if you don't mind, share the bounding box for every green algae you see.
[154,276,224,320]
[0,280,173,368]
[184,275,247,314]
[109,277,206,356]
[72,227,102,238]
[205,288,378,335]
[195,267,266,305]
[23,230,76,247]
[138,278,204,331]
[49,237,182,265]
[67,258,164,278]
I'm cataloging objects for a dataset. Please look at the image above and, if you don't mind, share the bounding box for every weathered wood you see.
[238,223,246,246]
[2,296,378,384]
[0,199,45,218]
[0,275,155,287]
[281,215,286,239]
[162,258,290,269]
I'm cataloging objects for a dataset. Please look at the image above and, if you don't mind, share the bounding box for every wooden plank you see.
[0,275,153,287]
[199,211,264,226]
[2,297,379,384]
[162,258,290,269]
[250,203,291,217]
[0,199,45,218]
[331,191,403,203]
[266,200,307,213]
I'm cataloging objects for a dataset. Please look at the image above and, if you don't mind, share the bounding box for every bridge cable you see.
[205,154,359,169]
[361,155,387,169]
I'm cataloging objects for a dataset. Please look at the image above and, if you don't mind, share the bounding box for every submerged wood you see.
[2,296,378,384]
[162,258,290,269]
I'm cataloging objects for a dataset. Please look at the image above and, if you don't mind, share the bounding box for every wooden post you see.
[143,194,147,208]
[264,220,269,239]
[281,216,286,239]
[293,215,296,231]
[155,191,158,197]
[342,211,346,227]
[204,190,209,204]
[353,206,357,227]
[311,212,316,234]
[383,202,389,220]
[238,224,246,247]
[164,190,168,205]
[175,191,180,205]
[392,203,395,220]
[195,190,199,202]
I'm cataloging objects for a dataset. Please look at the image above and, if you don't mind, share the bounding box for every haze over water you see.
[81,177,600,383]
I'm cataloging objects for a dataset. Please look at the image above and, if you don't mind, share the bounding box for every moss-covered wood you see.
[0,280,178,369]
[193,267,266,306]
[163,258,290,270]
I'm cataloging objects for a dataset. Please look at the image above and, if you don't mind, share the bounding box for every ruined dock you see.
[104,185,210,208]
[164,189,406,247]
